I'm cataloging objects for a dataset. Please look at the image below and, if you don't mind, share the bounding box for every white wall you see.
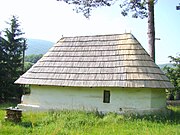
[18,85,167,114]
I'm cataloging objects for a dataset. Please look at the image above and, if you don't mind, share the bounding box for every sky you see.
[0,0,179,64]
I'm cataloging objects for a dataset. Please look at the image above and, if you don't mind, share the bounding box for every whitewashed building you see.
[15,33,174,114]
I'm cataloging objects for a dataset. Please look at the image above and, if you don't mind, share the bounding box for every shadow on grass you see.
[129,107,180,125]
[18,121,33,128]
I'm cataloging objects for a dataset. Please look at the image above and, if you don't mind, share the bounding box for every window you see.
[103,90,110,103]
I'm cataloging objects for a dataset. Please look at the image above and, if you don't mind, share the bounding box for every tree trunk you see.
[147,0,155,62]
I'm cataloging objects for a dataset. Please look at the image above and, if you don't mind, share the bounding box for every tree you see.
[24,62,33,72]
[25,54,43,64]
[24,54,43,71]
[58,0,156,62]
[0,34,6,102]
[163,54,180,100]
[0,16,26,102]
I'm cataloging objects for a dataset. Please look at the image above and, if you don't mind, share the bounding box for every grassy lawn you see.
[0,104,179,135]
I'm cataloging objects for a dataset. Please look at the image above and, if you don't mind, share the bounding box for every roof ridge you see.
[57,33,133,42]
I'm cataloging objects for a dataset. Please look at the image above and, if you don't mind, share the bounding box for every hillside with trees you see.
[26,39,54,55]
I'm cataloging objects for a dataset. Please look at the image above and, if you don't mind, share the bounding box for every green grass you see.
[0,104,179,135]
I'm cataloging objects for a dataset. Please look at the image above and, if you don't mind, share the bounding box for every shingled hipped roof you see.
[15,33,173,88]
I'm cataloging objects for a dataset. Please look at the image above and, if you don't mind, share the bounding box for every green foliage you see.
[58,0,112,18]
[120,0,149,19]
[58,0,156,18]
[0,106,179,135]
[0,16,26,102]
[24,62,33,71]
[23,54,43,71]
[163,54,180,100]
[25,54,43,64]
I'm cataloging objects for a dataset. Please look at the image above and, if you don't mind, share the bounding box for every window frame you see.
[103,90,110,103]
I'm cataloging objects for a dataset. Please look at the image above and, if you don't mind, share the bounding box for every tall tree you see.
[0,33,6,101]
[147,0,155,62]
[58,0,156,61]
[0,16,26,101]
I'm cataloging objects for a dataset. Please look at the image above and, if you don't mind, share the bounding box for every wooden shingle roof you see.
[15,33,174,88]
